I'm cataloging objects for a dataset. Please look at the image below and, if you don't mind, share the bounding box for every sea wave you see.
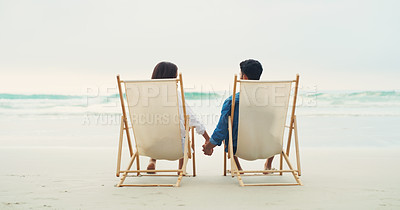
[0,91,399,116]
[0,93,82,100]
[307,91,400,101]
[0,92,220,101]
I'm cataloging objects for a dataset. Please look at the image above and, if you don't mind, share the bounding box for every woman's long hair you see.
[151,62,178,79]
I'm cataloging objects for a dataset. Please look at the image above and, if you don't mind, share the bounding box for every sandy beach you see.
[1,146,399,209]
[1,114,400,209]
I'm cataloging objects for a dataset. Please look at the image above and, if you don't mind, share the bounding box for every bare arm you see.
[202,131,210,143]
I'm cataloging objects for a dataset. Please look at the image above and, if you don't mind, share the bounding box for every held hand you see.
[202,143,214,156]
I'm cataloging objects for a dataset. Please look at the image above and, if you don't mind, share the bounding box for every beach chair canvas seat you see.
[115,74,195,187]
[224,75,302,186]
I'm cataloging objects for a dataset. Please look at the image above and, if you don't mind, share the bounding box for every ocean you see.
[0,90,399,148]
[1,90,400,117]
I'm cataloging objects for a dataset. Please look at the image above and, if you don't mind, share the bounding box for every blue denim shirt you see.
[210,92,240,153]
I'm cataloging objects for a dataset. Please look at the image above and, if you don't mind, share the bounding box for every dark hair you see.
[151,62,178,79]
[240,59,263,80]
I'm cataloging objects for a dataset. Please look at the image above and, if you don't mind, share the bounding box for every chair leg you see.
[117,152,137,187]
[286,119,294,156]
[230,156,235,178]
[182,150,189,176]
[136,153,140,176]
[279,151,283,176]
[282,151,302,185]
[228,120,236,178]
[191,128,196,177]
[116,116,124,177]
[230,155,244,186]
[236,171,244,187]
[223,151,227,176]
[228,116,244,186]
[182,116,190,175]
[228,134,234,177]
[175,172,184,187]
[294,116,301,176]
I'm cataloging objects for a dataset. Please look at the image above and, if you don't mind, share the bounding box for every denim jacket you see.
[210,92,240,153]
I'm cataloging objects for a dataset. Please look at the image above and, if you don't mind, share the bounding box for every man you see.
[202,59,274,171]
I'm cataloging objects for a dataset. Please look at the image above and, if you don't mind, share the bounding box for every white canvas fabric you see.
[235,81,292,161]
[124,80,183,160]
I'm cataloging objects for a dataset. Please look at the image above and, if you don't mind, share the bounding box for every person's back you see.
[202,59,274,171]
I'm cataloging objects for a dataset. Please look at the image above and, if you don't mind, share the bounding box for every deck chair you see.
[224,74,302,186]
[115,73,196,187]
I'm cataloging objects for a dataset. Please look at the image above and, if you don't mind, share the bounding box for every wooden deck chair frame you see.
[223,74,302,186]
[115,73,196,187]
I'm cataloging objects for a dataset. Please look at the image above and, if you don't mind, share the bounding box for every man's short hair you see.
[240,59,263,80]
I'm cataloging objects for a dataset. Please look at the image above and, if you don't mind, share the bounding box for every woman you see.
[147,61,210,173]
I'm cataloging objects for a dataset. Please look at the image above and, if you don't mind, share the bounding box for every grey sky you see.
[1,0,399,94]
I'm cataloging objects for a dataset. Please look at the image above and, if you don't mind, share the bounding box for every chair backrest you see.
[235,80,292,161]
[123,79,183,160]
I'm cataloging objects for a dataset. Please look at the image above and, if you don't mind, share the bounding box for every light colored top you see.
[178,92,205,141]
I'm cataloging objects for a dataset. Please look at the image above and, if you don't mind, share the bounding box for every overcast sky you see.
[0,0,399,94]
